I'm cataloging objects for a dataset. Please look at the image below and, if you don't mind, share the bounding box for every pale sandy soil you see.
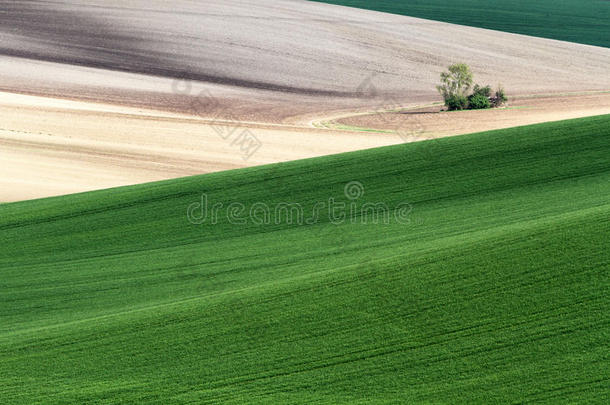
[0,92,402,202]
[2,91,608,202]
[333,93,610,140]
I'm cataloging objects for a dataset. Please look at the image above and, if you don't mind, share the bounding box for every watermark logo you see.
[187,181,412,226]
[344,181,364,200]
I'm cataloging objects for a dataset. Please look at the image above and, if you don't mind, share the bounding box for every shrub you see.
[471,84,492,98]
[445,94,469,111]
[492,85,508,107]
[468,84,492,109]
[468,94,491,109]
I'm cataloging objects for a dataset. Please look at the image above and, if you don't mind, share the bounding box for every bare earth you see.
[2,91,609,202]
[2,0,610,122]
[0,92,401,202]
[333,93,610,140]
[1,0,609,201]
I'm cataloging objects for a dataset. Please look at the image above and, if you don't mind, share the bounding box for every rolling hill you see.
[1,115,609,403]
[2,0,609,202]
[2,0,609,121]
[313,0,610,48]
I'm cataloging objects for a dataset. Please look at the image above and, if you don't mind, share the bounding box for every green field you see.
[1,115,609,403]
[313,0,610,48]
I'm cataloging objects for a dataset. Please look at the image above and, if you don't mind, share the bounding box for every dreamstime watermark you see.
[171,78,262,161]
[187,181,412,226]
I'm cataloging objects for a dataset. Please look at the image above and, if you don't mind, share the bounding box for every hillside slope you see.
[314,0,610,48]
[1,116,609,403]
[2,0,610,121]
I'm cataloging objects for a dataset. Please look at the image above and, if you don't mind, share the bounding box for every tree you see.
[436,63,473,110]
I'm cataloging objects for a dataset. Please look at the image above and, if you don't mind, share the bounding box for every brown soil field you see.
[2,0,609,122]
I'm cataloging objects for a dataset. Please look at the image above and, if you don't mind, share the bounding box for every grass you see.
[313,120,393,133]
[1,115,610,403]
[312,0,610,48]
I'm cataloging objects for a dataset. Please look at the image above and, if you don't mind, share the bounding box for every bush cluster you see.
[437,64,508,111]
